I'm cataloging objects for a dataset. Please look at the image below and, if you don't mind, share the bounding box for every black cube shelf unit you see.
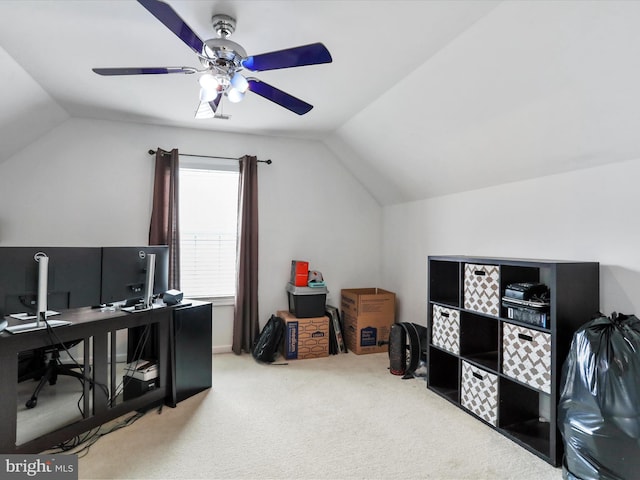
[427,255,599,466]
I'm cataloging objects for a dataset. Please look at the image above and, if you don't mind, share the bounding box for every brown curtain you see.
[149,148,180,289]
[233,155,259,354]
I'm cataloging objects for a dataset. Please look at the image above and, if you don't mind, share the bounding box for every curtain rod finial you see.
[265,159,272,165]
[148,149,156,155]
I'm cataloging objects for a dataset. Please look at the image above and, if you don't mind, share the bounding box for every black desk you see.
[0,305,176,454]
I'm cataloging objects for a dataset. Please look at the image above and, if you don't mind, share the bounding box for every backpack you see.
[252,314,285,363]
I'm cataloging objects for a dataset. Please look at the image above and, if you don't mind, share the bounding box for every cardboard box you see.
[277,310,329,360]
[340,288,396,354]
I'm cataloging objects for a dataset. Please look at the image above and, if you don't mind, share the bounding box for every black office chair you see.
[18,340,85,409]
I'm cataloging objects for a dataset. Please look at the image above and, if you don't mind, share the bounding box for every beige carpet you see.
[77,352,562,480]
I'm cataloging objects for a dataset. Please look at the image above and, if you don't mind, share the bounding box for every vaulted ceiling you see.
[1,1,639,205]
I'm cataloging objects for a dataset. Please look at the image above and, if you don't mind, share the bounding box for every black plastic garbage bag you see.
[558,313,640,480]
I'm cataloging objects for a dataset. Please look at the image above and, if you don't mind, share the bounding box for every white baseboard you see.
[213,345,232,354]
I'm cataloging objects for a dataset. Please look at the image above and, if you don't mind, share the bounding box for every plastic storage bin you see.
[286,283,328,318]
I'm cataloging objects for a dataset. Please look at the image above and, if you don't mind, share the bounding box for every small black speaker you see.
[389,323,407,376]
[163,289,184,306]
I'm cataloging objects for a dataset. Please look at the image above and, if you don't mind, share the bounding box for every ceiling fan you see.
[92,0,332,117]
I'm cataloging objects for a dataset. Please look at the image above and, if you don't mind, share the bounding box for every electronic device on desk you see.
[0,247,101,327]
[4,253,72,334]
[124,359,158,381]
[122,359,159,401]
[100,246,169,308]
[163,289,183,306]
[123,376,158,401]
[502,282,550,328]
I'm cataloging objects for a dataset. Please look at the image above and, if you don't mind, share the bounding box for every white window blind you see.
[179,166,239,298]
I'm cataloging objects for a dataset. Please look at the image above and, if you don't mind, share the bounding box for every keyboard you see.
[5,319,71,334]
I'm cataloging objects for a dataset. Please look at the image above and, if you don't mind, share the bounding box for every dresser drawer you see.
[502,323,551,393]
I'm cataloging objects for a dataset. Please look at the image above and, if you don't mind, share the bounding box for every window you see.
[179,163,239,298]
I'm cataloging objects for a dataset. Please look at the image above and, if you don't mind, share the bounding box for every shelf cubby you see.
[499,265,541,291]
[429,260,460,307]
[459,311,498,371]
[427,347,459,403]
[499,376,551,460]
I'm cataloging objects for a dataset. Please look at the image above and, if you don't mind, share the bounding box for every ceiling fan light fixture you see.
[230,72,249,93]
[199,86,218,102]
[227,88,245,103]
[198,72,218,89]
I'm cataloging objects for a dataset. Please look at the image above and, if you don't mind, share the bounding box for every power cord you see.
[37,316,161,454]
[46,410,146,457]
[42,316,109,416]
[42,321,159,456]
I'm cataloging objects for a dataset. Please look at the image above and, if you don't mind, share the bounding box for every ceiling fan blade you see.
[137,0,204,54]
[92,67,196,76]
[242,43,332,72]
[247,79,313,115]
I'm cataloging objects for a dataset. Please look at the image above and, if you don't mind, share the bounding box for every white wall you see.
[0,117,383,351]
[382,157,640,326]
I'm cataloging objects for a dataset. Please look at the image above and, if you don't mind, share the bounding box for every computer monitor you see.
[100,246,169,305]
[0,247,102,318]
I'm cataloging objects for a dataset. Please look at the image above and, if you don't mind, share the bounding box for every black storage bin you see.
[286,283,327,318]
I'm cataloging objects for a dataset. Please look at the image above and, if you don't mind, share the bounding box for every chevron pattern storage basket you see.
[463,264,500,316]
[432,304,460,354]
[461,361,498,426]
[502,323,551,393]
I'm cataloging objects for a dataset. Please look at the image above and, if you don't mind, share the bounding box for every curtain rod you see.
[148,149,272,164]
